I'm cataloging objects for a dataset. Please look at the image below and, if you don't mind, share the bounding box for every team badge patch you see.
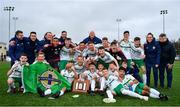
[38,69,61,88]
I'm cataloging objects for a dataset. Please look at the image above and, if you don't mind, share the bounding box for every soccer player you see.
[130,37,147,84]
[118,67,168,100]
[74,42,87,59]
[43,37,63,72]
[34,52,70,99]
[59,38,75,71]
[81,63,99,96]
[61,63,78,84]
[95,37,110,51]
[119,31,133,67]
[108,62,119,77]
[7,53,29,93]
[95,46,119,69]
[83,42,98,61]
[74,55,86,76]
[102,68,148,103]
[97,64,106,94]
[121,61,143,83]
[109,41,127,67]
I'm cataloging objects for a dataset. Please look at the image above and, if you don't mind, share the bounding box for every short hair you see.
[53,37,59,40]
[15,30,23,36]
[98,46,105,50]
[88,41,94,45]
[30,31,36,35]
[77,55,83,58]
[109,61,116,65]
[38,52,45,56]
[102,37,108,41]
[79,41,85,45]
[119,66,126,72]
[98,63,104,67]
[44,32,52,37]
[89,62,96,66]
[134,37,141,41]
[123,31,129,34]
[147,32,154,37]
[65,38,71,41]
[159,33,166,37]
[110,41,117,46]
[61,31,67,34]
[20,53,28,57]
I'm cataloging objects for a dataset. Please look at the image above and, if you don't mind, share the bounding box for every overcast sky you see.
[0,0,180,44]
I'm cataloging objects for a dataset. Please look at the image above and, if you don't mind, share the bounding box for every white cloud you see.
[0,0,179,44]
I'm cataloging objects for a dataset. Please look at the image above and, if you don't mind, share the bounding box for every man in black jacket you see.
[159,33,176,88]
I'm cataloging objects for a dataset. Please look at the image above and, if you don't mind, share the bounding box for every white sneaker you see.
[103,98,116,103]
[142,96,149,101]
[7,88,11,93]
[48,97,55,100]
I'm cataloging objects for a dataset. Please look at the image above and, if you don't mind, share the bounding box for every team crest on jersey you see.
[38,68,61,88]
[153,46,156,50]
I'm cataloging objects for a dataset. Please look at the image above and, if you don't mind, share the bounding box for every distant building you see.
[0,42,7,56]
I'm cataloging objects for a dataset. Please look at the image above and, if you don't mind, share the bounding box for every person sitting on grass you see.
[81,62,99,96]
[102,68,149,103]
[7,53,29,93]
[61,62,78,84]
[118,67,168,101]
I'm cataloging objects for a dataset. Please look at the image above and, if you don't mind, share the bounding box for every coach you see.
[8,30,26,66]
[159,33,176,88]
[24,32,40,64]
[82,31,102,44]
[144,33,161,88]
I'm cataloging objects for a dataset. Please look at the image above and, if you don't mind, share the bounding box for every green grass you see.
[0,61,180,106]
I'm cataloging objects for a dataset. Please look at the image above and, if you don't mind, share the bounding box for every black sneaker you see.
[90,91,95,96]
[163,95,168,101]
[37,87,45,97]
[52,92,60,98]
[18,88,24,93]
[159,94,164,100]
[11,87,16,93]
[99,90,105,96]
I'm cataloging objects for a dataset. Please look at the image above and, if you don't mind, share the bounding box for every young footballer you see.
[95,46,119,69]
[7,53,29,93]
[43,37,62,72]
[118,67,168,100]
[130,37,147,84]
[103,68,148,103]
[97,64,106,93]
[119,31,133,67]
[74,55,86,76]
[61,63,78,84]
[59,38,75,71]
[81,63,99,96]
